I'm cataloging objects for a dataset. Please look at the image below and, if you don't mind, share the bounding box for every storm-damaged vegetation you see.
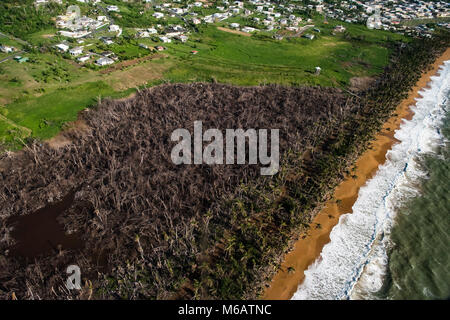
[0,32,449,300]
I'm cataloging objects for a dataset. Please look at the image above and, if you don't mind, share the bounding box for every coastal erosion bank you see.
[262,47,450,300]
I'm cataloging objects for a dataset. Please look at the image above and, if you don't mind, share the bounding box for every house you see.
[175,35,188,43]
[0,45,15,53]
[303,34,315,40]
[230,23,240,29]
[77,55,91,63]
[203,16,214,23]
[334,25,346,32]
[153,12,164,19]
[95,57,114,66]
[192,18,201,25]
[101,51,116,58]
[14,56,29,63]
[241,26,258,33]
[109,25,120,32]
[55,43,69,52]
[69,47,83,56]
[139,43,149,49]
[171,8,184,15]
[155,46,166,51]
[159,36,171,43]
[58,30,90,38]
[106,5,119,12]
[191,50,198,54]
[101,38,114,45]
[137,31,150,38]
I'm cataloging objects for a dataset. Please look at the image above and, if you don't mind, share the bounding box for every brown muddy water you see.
[7,191,83,260]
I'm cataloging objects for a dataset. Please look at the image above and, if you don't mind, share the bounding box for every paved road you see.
[96,4,115,25]
[0,31,31,63]
[0,50,25,64]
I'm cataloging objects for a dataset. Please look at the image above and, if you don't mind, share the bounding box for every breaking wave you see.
[292,60,450,300]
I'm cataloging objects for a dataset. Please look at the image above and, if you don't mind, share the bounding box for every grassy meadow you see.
[0,20,407,150]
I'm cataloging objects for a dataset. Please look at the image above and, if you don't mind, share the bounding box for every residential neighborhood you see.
[0,0,436,69]
[0,0,449,70]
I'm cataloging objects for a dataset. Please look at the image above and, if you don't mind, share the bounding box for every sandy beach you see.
[262,47,450,300]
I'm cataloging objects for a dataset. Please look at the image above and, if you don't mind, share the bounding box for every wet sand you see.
[262,48,450,300]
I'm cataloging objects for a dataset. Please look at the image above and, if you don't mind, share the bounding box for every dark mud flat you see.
[8,191,82,260]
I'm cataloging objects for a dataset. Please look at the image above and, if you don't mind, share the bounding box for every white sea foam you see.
[292,60,450,300]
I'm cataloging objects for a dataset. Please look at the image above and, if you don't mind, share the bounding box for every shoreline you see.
[262,47,450,300]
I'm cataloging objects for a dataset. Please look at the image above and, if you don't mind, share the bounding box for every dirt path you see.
[262,47,450,300]
[217,27,251,37]
[99,53,165,74]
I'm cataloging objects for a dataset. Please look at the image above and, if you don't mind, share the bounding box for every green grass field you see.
[0,20,407,150]
[161,21,405,86]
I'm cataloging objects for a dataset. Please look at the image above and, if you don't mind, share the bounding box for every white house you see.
[137,31,150,38]
[95,57,114,66]
[55,43,69,52]
[109,24,120,32]
[153,12,164,19]
[101,38,114,45]
[176,35,188,42]
[77,55,91,63]
[106,5,119,12]
[0,45,15,53]
[334,25,346,32]
[242,26,258,33]
[159,36,171,43]
[69,47,83,56]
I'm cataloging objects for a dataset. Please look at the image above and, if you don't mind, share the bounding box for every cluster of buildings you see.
[140,0,448,37]
[31,0,449,67]
[54,42,117,66]
[319,0,450,35]
[136,25,189,43]
[55,11,111,38]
